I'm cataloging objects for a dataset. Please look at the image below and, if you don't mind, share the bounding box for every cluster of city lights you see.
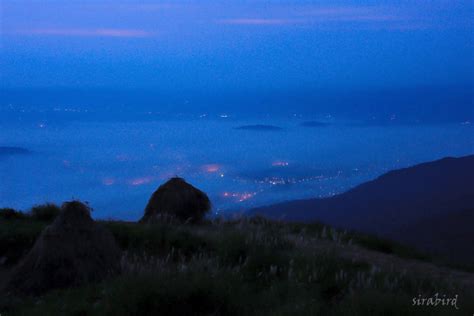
[272,161,289,167]
[222,191,257,202]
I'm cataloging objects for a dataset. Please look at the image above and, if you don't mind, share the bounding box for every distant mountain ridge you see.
[250,155,474,262]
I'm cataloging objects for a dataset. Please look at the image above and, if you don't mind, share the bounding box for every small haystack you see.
[6,201,121,296]
[141,177,211,223]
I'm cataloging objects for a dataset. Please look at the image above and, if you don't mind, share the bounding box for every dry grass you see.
[1,215,474,315]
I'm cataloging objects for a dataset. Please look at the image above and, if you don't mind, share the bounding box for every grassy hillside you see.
[250,155,474,264]
[1,215,473,315]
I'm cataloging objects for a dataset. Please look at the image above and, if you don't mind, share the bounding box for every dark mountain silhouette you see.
[250,155,474,262]
[397,207,474,263]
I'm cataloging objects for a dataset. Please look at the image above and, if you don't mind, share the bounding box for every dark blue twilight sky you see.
[0,1,473,215]
[1,0,473,90]
[1,0,473,122]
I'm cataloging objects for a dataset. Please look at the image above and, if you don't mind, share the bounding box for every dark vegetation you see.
[5,201,121,296]
[0,203,62,265]
[0,208,26,220]
[29,203,61,221]
[1,211,473,315]
[1,203,61,222]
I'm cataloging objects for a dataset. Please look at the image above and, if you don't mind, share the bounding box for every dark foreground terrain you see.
[1,213,474,315]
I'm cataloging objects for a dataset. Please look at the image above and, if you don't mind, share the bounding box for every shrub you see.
[0,208,26,220]
[0,219,46,265]
[6,201,121,296]
[30,203,61,221]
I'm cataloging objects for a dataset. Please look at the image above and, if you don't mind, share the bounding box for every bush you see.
[106,221,212,258]
[30,203,61,221]
[0,208,26,220]
[0,219,46,265]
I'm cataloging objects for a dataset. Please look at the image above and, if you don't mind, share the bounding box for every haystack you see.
[141,177,211,223]
[6,201,121,296]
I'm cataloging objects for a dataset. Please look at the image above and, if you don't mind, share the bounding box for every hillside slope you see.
[250,155,474,261]
[1,217,474,315]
